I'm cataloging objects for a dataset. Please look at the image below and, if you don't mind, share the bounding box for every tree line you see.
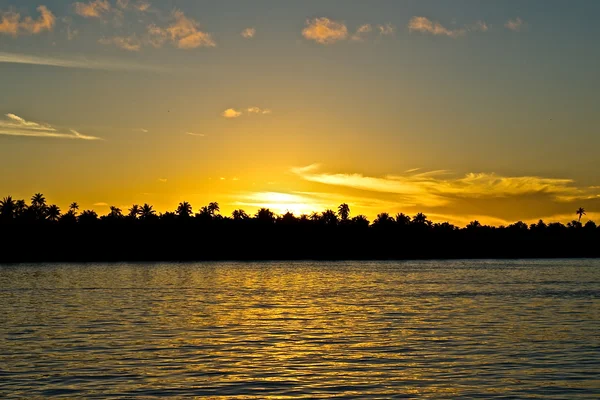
[0,194,598,262]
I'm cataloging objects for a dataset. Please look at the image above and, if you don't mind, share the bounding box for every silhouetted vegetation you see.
[1,194,599,262]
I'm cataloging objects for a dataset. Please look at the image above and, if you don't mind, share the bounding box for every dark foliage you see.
[1,194,599,262]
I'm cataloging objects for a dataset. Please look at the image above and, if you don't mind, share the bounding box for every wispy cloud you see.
[148,10,215,49]
[0,113,102,140]
[158,178,167,183]
[470,20,489,32]
[99,34,142,51]
[351,24,371,41]
[0,51,161,71]
[0,5,55,36]
[186,132,205,137]
[505,17,524,32]
[378,23,395,36]
[302,17,348,44]
[73,0,111,18]
[117,0,150,12]
[241,27,255,38]
[222,108,242,119]
[291,164,599,208]
[408,16,466,38]
[93,202,109,206]
[247,107,272,115]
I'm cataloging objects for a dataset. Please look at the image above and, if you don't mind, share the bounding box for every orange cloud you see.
[408,16,466,38]
[302,17,348,44]
[505,17,524,32]
[99,35,142,51]
[148,10,215,49]
[241,27,255,38]
[74,0,111,18]
[0,5,55,36]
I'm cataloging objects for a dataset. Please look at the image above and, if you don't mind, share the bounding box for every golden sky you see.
[1,1,600,225]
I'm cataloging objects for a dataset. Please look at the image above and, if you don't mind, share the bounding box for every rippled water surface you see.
[1,260,599,398]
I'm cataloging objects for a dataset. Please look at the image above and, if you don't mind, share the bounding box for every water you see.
[0,260,599,398]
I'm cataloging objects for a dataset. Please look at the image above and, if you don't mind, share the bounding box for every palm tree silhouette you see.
[30,193,47,220]
[395,213,410,226]
[139,203,156,220]
[232,209,249,220]
[176,201,193,218]
[15,199,27,217]
[255,208,275,223]
[208,202,220,216]
[108,206,123,218]
[0,196,16,219]
[31,193,46,208]
[321,209,339,225]
[69,202,79,215]
[47,205,61,221]
[412,213,429,226]
[576,207,586,222]
[128,204,141,219]
[337,203,350,221]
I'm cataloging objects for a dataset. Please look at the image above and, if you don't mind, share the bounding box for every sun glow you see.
[234,192,326,216]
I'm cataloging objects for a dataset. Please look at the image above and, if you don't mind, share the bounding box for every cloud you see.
[291,164,599,208]
[378,23,395,35]
[351,24,371,41]
[158,178,167,183]
[505,17,524,32]
[93,202,109,206]
[0,113,102,140]
[302,17,348,44]
[241,27,255,38]
[148,10,215,49]
[117,0,150,12]
[408,16,466,38]
[99,35,142,51]
[0,51,162,71]
[137,128,148,133]
[470,20,489,32]
[0,5,55,36]
[74,0,111,18]
[222,108,242,118]
[247,107,272,115]
[186,132,205,137]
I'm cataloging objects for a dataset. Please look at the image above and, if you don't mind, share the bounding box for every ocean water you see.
[0,260,599,398]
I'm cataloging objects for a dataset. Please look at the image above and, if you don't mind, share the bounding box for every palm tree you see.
[255,208,275,223]
[373,212,394,227]
[395,213,410,226]
[576,207,586,222]
[69,202,79,215]
[0,196,16,219]
[208,202,220,216]
[15,199,27,217]
[337,203,350,221]
[351,214,370,228]
[108,206,123,218]
[412,212,428,225]
[231,209,249,220]
[176,201,193,218]
[128,204,140,219]
[139,203,156,220]
[31,193,46,208]
[46,204,61,221]
[321,209,338,225]
[78,209,98,223]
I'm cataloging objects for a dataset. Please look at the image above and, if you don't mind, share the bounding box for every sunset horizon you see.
[2,1,599,226]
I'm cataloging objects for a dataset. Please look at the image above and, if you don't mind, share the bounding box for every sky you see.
[1,0,599,226]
